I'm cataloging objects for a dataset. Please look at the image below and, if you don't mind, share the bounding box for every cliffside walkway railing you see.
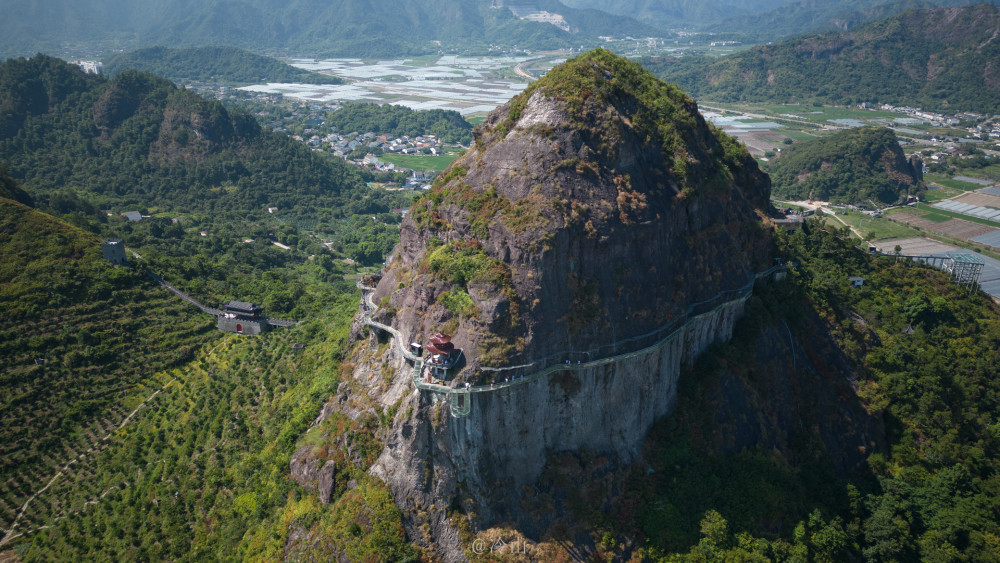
[357,264,787,413]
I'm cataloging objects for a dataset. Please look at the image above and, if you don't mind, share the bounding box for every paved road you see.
[513,59,539,82]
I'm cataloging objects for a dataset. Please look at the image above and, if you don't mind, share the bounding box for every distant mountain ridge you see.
[103,46,344,86]
[558,0,792,28]
[711,0,935,38]
[0,0,661,58]
[641,4,1000,113]
[561,0,998,37]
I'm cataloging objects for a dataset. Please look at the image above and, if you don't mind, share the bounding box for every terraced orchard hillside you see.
[4,296,413,562]
[0,193,218,542]
[0,182,410,561]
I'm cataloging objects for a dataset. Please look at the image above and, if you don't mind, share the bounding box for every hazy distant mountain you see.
[560,0,998,37]
[557,0,792,28]
[642,4,1000,113]
[0,0,661,58]
[710,0,1000,39]
[104,46,344,85]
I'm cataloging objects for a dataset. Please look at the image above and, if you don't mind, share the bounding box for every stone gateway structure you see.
[217,301,270,335]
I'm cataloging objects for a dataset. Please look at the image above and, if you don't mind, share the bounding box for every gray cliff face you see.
[367,297,748,557]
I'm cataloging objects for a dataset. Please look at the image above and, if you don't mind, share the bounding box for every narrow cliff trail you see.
[357,266,786,400]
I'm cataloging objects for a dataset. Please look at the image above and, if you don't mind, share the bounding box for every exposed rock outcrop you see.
[331,49,779,559]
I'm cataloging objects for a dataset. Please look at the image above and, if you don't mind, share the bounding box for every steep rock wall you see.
[369,296,748,557]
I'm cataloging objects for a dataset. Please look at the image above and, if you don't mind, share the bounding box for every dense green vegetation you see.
[602,223,1000,561]
[0,195,220,540]
[0,54,411,314]
[327,102,473,144]
[766,127,923,205]
[641,4,1000,113]
[0,77,416,557]
[103,46,343,86]
[0,167,413,561]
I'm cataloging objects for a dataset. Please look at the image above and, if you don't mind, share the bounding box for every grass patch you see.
[924,173,985,192]
[922,186,963,201]
[826,210,925,241]
[915,203,1000,228]
[380,152,460,172]
[920,212,951,223]
[402,55,441,67]
[779,129,822,141]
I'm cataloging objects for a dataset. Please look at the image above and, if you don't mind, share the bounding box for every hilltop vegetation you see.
[767,127,924,205]
[642,4,1000,113]
[327,102,473,145]
[103,46,343,86]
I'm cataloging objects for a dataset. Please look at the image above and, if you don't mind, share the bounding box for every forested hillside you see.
[0,55,418,559]
[766,127,924,205]
[327,102,473,145]
[597,224,1000,561]
[0,181,411,560]
[712,0,928,38]
[0,54,411,315]
[642,4,1000,113]
[103,46,343,86]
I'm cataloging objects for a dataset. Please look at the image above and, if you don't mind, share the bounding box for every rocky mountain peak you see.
[372,49,773,379]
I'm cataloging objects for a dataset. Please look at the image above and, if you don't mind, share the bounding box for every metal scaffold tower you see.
[945,251,984,292]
